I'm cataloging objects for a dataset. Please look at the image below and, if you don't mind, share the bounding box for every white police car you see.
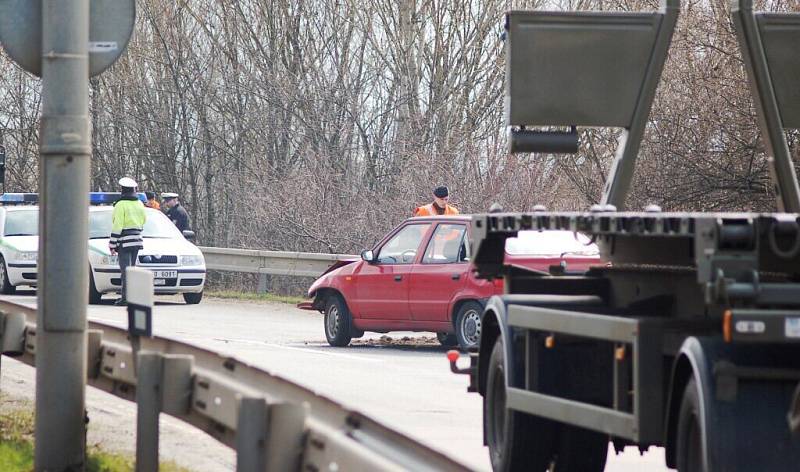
[0,193,206,304]
[87,193,206,304]
[0,193,40,294]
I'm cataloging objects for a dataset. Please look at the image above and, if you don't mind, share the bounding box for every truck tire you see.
[676,378,704,472]
[324,295,353,347]
[485,336,555,472]
[436,332,458,347]
[554,425,608,472]
[455,301,482,350]
[0,256,16,295]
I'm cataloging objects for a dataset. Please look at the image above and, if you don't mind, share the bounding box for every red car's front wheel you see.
[324,296,353,347]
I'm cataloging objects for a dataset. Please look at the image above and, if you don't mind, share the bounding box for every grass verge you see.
[0,408,190,472]
[206,290,305,305]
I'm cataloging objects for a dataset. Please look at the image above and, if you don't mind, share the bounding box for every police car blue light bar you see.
[0,193,38,204]
[89,192,148,205]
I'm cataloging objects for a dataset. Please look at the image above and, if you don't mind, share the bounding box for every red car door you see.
[354,223,430,320]
[408,223,468,322]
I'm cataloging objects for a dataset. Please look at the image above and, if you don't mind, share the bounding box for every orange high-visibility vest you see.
[414,203,460,216]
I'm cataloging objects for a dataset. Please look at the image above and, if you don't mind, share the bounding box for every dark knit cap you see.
[433,186,449,198]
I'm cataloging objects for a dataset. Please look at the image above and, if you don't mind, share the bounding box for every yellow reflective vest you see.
[110,197,146,251]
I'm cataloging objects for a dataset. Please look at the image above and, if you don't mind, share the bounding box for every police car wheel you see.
[88,271,102,305]
[0,256,16,295]
[183,291,203,304]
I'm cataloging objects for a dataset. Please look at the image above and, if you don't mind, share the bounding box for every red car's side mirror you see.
[361,250,375,263]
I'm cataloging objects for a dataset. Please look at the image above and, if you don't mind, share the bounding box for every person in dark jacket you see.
[161,192,190,232]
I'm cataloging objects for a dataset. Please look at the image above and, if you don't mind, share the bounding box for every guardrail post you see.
[236,397,268,471]
[136,351,164,472]
[86,329,103,379]
[1,311,26,355]
[161,354,194,415]
[0,311,28,393]
[265,402,308,471]
[257,274,269,294]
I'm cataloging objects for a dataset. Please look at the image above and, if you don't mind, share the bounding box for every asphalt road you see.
[1,292,673,471]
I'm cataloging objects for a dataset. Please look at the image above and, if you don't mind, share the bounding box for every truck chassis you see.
[463,1,800,470]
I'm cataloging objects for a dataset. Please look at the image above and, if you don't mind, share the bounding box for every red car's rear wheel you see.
[455,301,482,350]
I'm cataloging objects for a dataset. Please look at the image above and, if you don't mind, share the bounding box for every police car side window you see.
[377,224,427,264]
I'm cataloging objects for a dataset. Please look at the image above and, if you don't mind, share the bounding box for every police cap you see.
[118,177,137,188]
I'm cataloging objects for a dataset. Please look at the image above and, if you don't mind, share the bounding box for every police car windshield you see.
[89,208,184,239]
[4,210,39,236]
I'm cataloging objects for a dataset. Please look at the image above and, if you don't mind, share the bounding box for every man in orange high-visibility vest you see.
[414,186,460,216]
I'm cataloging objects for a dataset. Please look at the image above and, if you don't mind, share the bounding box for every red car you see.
[301,216,599,349]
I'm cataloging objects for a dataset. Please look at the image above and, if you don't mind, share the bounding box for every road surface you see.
[0,292,672,471]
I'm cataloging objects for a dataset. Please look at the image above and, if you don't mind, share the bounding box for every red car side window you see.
[422,224,466,264]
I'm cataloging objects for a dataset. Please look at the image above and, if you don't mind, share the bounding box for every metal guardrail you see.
[199,247,358,278]
[0,300,468,471]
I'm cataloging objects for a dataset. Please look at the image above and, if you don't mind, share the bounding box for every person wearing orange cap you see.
[414,186,460,216]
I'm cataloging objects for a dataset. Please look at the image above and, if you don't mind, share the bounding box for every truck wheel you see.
[554,425,608,471]
[88,271,102,305]
[676,379,704,472]
[324,296,353,347]
[0,256,16,295]
[455,301,482,350]
[436,332,458,347]
[485,336,554,471]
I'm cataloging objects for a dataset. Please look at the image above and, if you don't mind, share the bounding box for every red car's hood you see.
[308,258,361,297]
[319,257,360,277]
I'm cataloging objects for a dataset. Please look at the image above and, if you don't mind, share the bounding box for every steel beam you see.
[600,0,679,209]
[732,0,800,212]
[507,387,637,439]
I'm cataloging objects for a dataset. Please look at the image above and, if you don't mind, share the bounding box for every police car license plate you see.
[786,318,800,339]
[152,270,177,279]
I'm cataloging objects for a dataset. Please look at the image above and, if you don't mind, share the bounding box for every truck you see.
[457,1,800,470]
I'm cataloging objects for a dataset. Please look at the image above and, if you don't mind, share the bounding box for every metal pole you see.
[136,352,163,472]
[35,0,91,470]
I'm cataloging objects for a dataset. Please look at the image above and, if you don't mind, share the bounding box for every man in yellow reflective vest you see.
[110,177,147,306]
[414,186,460,216]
